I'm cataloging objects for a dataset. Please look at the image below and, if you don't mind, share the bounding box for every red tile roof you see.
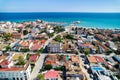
[88,56,105,63]
[96,34,106,40]
[45,55,59,66]
[12,32,22,37]
[45,70,59,79]
[94,56,104,63]
[19,40,30,47]
[40,39,46,44]
[95,41,109,51]
[82,43,90,47]
[88,56,97,63]
[0,60,10,66]
[29,44,41,51]
[29,54,38,61]
[0,64,29,71]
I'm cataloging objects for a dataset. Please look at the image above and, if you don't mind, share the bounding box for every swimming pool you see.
[92,67,103,71]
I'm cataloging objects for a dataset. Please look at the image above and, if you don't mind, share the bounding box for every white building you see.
[47,29,54,33]
[0,64,31,80]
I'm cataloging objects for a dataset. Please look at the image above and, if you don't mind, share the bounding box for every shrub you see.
[44,64,52,70]
[37,73,44,80]
[54,35,63,42]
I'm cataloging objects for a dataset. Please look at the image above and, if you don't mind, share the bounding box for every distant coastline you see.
[0,12,120,29]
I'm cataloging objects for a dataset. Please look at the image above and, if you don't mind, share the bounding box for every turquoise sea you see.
[0,12,120,29]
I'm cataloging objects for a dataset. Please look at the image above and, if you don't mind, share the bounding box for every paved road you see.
[29,54,46,80]
[43,30,67,49]
[29,29,68,80]
[75,47,92,80]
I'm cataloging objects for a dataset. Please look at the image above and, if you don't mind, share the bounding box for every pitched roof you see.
[12,32,22,37]
[19,40,30,47]
[45,70,59,79]
[45,55,59,66]
[29,44,41,51]
[88,56,97,63]
[40,39,46,44]
[29,54,38,61]
[88,56,104,63]
[0,64,29,71]
[0,60,10,66]
[71,55,79,62]
[95,41,109,51]
[94,56,104,63]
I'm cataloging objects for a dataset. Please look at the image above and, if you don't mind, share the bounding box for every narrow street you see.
[75,47,92,80]
[30,29,68,80]
[29,54,46,80]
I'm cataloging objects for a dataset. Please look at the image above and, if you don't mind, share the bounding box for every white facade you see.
[47,29,54,33]
[0,65,31,80]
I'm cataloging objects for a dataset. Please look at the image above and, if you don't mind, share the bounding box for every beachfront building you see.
[0,64,31,80]
[0,53,31,80]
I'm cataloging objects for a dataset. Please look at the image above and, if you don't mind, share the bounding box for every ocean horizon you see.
[0,12,120,29]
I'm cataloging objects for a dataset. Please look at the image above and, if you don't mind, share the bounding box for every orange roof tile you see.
[71,55,79,62]
[0,64,29,71]
[88,56,97,63]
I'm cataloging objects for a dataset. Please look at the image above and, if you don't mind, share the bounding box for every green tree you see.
[54,25,65,33]
[16,56,25,65]
[5,45,11,51]
[2,33,12,41]
[48,33,54,37]
[75,52,79,55]
[44,64,52,70]
[84,48,90,56]
[23,30,28,35]
[54,35,62,42]
[37,73,44,80]
[26,54,30,60]
[39,48,44,53]
[36,50,40,56]
[54,66,64,71]
[64,34,74,39]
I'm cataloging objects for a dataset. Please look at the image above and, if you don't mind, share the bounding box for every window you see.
[17,78,19,80]
[13,77,15,80]
[20,78,23,80]
[25,76,27,80]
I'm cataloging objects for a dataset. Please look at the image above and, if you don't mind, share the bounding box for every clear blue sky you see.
[0,0,120,12]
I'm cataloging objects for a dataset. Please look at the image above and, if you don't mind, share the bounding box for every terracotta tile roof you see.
[29,54,38,61]
[82,43,90,47]
[94,56,104,63]
[45,55,59,66]
[29,44,41,51]
[95,41,109,51]
[88,56,97,63]
[70,55,79,62]
[96,34,106,40]
[0,64,29,71]
[88,56,105,63]
[0,60,10,66]
[45,70,59,79]
[12,32,22,37]
[19,40,30,47]
[40,39,46,44]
